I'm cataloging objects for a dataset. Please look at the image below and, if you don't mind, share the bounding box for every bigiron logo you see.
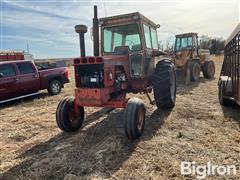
[180,161,239,179]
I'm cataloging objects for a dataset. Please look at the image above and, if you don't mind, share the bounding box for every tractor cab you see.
[174,33,199,54]
[99,12,162,78]
[173,33,200,68]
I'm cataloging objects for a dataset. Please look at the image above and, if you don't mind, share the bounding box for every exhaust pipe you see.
[93,5,99,56]
[75,24,88,57]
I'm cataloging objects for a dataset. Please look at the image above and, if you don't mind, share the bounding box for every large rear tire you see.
[152,60,176,109]
[56,96,84,132]
[189,61,200,81]
[202,60,215,79]
[124,98,146,140]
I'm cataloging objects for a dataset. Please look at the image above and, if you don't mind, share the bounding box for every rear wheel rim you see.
[137,108,145,131]
[52,82,60,94]
[68,105,81,127]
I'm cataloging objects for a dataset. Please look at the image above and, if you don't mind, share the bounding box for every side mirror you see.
[0,73,4,78]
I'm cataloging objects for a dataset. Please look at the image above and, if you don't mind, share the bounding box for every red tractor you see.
[56,6,176,140]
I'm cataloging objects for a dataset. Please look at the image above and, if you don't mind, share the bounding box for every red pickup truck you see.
[0,60,69,103]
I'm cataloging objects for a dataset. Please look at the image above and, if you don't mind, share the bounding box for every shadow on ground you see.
[177,77,215,95]
[1,107,172,179]
[0,92,50,109]
[221,101,240,126]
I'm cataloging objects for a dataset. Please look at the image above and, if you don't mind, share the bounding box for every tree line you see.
[199,35,225,55]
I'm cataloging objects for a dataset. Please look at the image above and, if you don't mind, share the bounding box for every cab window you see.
[0,64,16,77]
[103,23,141,52]
[17,62,34,74]
[150,28,158,49]
[175,36,193,51]
[143,24,152,48]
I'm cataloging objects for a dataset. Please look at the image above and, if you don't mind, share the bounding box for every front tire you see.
[124,98,146,140]
[48,80,62,95]
[202,60,215,79]
[189,61,200,81]
[152,60,176,109]
[56,96,84,132]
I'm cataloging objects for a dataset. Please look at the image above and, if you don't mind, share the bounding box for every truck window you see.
[17,62,34,74]
[0,64,16,77]
[143,24,152,49]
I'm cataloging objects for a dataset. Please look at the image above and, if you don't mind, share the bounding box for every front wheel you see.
[124,98,146,140]
[190,61,200,81]
[48,80,62,95]
[202,60,215,79]
[152,60,176,109]
[56,96,84,132]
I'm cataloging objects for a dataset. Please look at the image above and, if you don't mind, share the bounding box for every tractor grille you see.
[75,64,104,88]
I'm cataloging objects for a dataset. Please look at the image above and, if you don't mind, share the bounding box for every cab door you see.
[16,62,40,94]
[142,24,158,77]
[0,63,18,101]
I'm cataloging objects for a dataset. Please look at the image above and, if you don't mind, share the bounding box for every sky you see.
[1,0,239,58]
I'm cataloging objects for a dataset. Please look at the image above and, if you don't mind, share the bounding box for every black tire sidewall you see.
[203,61,215,78]
[190,62,200,81]
[56,97,84,132]
[153,60,176,109]
[133,102,146,138]
[124,98,146,140]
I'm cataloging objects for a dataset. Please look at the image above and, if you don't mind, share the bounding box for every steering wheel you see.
[125,40,135,48]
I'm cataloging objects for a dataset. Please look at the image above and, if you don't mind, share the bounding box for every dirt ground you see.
[0,55,239,180]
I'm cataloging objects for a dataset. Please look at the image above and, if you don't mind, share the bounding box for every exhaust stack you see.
[75,24,88,57]
[93,5,99,56]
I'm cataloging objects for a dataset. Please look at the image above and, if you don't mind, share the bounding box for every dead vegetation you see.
[0,55,239,179]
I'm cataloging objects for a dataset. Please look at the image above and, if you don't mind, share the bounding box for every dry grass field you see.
[0,55,239,179]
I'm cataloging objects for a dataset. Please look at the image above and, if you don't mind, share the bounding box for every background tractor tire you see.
[218,80,228,106]
[189,61,200,81]
[202,60,215,79]
[48,80,62,95]
[124,98,146,140]
[152,60,176,109]
[56,96,84,132]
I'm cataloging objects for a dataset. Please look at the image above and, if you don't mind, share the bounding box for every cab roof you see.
[99,12,158,28]
[175,32,198,37]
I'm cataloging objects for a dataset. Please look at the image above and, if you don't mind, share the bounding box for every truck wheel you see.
[218,80,228,106]
[56,96,84,132]
[202,60,215,79]
[124,98,146,140]
[152,60,176,109]
[48,80,62,95]
[190,61,200,81]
